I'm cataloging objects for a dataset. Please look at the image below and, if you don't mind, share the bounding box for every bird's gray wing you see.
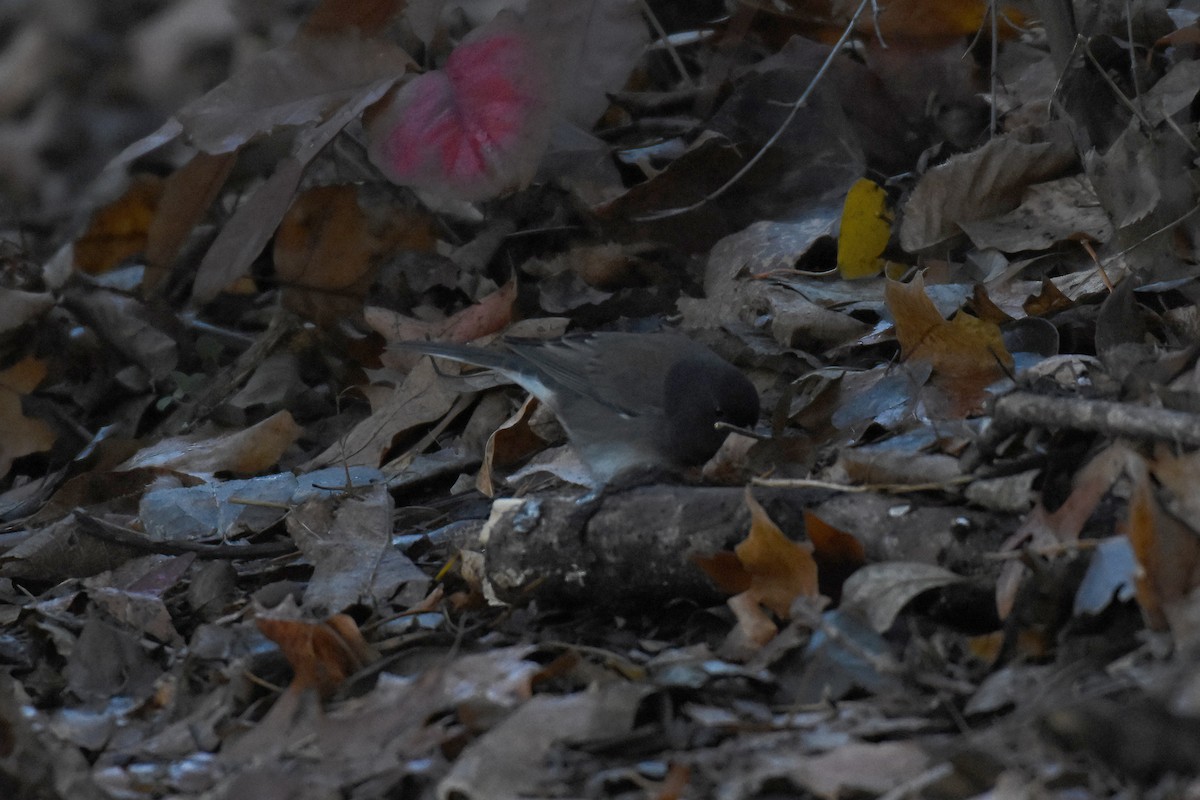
[506,333,686,417]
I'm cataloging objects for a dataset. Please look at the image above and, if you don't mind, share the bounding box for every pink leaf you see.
[366,11,553,202]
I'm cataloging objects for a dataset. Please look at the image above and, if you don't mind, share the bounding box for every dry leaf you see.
[0,356,55,479]
[477,395,550,497]
[995,444,1135,619]
[257,611,378,698]
[177,33,414,155]
[804,509,866,597]
[118,410,302,476]
[886,273,1013,416]
[841,562,965,632]
[74,175,163,274]
[301,0,407,37]
[1127,463,1200,631]
[735,490,820,618]
[694,550,754,596]
[275,184,436,327]
[728,590,782,648]
[1023,278,1073,317]
[900,134,1075,252]
[369,278,518,367]
[143,151,237,292]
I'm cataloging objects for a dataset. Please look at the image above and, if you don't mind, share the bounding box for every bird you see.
[396,331,760,485]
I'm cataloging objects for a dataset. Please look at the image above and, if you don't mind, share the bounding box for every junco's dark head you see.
[398,331,760,484]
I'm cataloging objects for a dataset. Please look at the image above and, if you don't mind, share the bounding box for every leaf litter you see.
[5,0,1200,797]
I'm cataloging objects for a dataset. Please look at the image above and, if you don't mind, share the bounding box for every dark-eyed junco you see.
[398,331,760,483]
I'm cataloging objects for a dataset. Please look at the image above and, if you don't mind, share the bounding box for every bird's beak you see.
[714,421,768,439]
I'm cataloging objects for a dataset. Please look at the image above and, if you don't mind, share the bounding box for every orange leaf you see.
[694,550,753,595]
[805,509,866,564]
[0,356,46,394]
[736,490,819,618]
[888,274,1013,374]
[1127,466,1200,631]
[886,274,1013,415]
[968,285,1012,325]
[144,152,237,292]
[302,0,407,37]
[1022,278,1072,317]
[0,356,55,480]
[857,0,1028,44]
[275,184,437,328]
[804,509,866,598]
[257,612,377,698]
[74,175,163,274]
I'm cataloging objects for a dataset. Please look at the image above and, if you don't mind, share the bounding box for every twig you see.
[633,0,873,220]
[161,309,302,436]
[639,0,693,89]
[991,392,1200,446]
[383,393,477,476]
[1102,203,1200,270]
[752,476,972,493]
[984,539,1098,561]
[1082,37,1150,129]
[73,510,296,559]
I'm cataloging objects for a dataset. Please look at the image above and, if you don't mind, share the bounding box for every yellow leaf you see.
[837,178,892,279]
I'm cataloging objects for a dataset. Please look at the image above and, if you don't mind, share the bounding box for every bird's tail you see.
[392,340,516,372]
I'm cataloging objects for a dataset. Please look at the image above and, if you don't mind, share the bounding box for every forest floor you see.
[3,1,1200,798]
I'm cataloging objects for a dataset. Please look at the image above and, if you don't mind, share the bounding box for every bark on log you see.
[478,485,828,606]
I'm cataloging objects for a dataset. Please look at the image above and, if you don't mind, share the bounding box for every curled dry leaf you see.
[477,395,550,498]
[257,611,378,698]
[118,410,302,477]
[369,278,518,369]
[841,562,966,633]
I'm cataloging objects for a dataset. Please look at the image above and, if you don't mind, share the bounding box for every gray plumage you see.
[397,331,760,483]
